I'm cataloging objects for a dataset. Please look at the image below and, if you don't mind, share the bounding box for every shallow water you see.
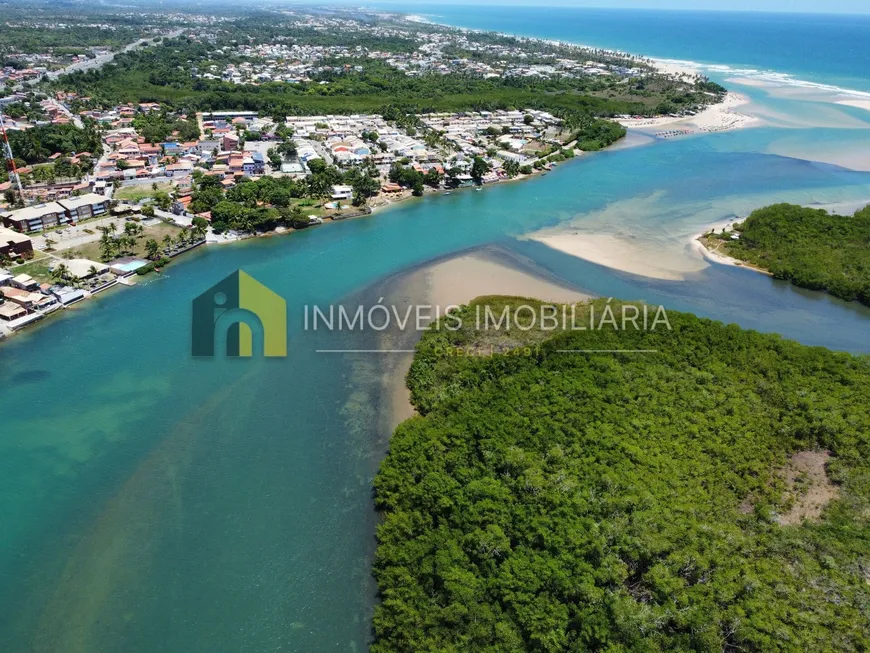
[2,9,870,652]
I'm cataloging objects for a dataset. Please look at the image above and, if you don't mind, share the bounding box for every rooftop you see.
[1,202,65,222]
[0,227,32,245]
[58,194,109,211]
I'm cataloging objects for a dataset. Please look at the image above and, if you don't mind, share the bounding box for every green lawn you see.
[61,222,184,263]
[10,256,54,283]
[114,182,173,202]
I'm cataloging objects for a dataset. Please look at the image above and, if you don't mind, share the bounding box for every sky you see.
[362,0,870,13]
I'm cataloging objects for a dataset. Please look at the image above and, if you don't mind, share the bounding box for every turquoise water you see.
[2,9,870,652]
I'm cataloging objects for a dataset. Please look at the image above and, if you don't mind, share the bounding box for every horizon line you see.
[354,2,870,16]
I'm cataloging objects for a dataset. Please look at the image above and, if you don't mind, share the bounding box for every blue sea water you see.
[1,7,870,652]
[404,6,870,93]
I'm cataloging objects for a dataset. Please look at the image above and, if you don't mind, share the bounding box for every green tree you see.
[471,156,491,183]
[424,168,443,188]
[50,262,70,283]
[144,238,160,259]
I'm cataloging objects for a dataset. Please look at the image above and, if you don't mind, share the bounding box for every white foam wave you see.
[404,13,870,102]
[654,58,870,100]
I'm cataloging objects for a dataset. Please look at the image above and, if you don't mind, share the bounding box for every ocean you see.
[1,7,869,652]
[405,6,870,94]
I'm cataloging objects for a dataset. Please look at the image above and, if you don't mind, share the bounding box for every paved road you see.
[20,29,184,89]
[43,99,83,128]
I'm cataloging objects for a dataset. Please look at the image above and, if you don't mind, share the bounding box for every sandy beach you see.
[836,99,870,112]
[652,58,703,78]
[421,252,590,309]
[689,219,755,271]
[691,197,870,273]
[617,92,758,133]
[380,249,590,428]
[692,235,766,273]
[528,232,709,281]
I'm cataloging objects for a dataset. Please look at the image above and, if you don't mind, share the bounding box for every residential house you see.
[223,133,240,151]
[10,274,38,290]
[251,152,265,174]
[165,162,194,178]
[0,301,27,321]
[172,195,193,215]
[50,285,86,305]
[1,286,54,310]
[331,185,353,200]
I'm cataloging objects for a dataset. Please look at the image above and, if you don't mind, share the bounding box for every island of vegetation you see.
[701,203,870,306]
[373,297,870,652]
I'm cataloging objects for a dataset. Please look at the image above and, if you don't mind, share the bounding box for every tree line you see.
[714,203,870,306]
[373,297,870,652]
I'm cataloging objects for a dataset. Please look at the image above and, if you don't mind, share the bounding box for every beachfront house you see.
[10,274,39,291]
[50,286,87,306]
[0,302,27,322]
[331,185,353,200]
[62,259,109,280]
[1,286,55,311]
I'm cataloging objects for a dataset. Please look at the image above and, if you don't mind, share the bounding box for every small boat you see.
[443,191,451,195]
[475,187,482,192]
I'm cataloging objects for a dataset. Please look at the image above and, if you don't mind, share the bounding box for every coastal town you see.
[6,4,870,653]
[192,15,649,86]
[0,5,739,339]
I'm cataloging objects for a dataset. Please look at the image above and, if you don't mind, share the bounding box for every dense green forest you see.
[373,297,870,652]
[0,24,143,54]
[132,111,200,144]
[52,40,687,122]
[6,123,102,164]
[713,203,870,306]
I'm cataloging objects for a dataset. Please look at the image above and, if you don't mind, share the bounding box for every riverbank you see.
[526,230,710,281]
[0,239,205,342]
[694,202,870,308]
[692,227,772,275]
[379,247,591,430]
[616,92,758,133]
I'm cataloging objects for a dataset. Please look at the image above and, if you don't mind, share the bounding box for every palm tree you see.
[98,232,115,261]
[162,234,173,252]
[145,238,160,260]
[51,263,69,283]
[192,225,206,242]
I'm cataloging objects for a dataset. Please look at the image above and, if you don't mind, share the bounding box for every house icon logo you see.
[191,270,287,357]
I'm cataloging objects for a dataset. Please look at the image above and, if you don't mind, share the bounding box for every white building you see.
[331,185,353,200]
